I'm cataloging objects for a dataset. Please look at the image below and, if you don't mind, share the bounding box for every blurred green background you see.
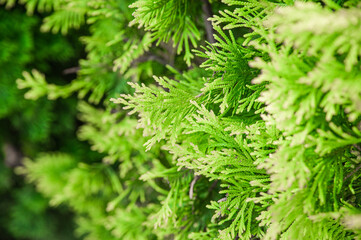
[0,4,86,239]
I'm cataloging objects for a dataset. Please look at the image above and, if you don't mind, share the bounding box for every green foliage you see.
[2,0,361,239]
[129,0,203,65]
[0,4,84,240]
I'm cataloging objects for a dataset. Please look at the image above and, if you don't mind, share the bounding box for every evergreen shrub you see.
[2,0,361,239]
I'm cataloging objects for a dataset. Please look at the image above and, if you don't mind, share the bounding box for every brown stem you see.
[63,66,80,75]
[201,0,215,44]
[353,144,361,152]
[3,143,23,168]
[189,175,201,199]
[135,54,169,66]
[344,162,361,181]
[208,179,219,194]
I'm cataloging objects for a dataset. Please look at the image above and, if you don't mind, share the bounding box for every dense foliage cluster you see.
[2,0,361,239]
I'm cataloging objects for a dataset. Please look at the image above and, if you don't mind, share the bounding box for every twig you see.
[63,66,80,75]
[135,53,169,66]
[217,197,227,203]
[353,144,361,152]
[195,92,204,98]
[208,179,219,195]
[3,143,23,168]
[189,175,201,199]
[344,162,361,181]
[201,0,215,44]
